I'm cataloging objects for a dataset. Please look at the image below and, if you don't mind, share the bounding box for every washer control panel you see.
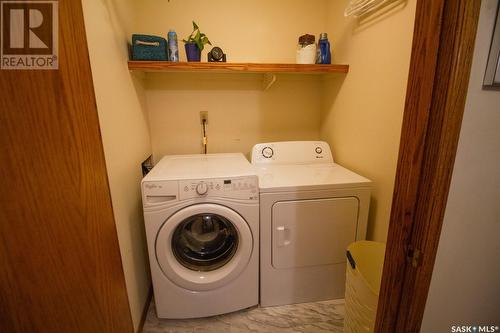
[196,182,209,195]
[179,176,259,201]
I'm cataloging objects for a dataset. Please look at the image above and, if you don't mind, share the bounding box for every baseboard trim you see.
[137,285,153,333]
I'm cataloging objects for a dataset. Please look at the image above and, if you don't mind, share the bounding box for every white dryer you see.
[251,141,371,307]
[141,153,259,318]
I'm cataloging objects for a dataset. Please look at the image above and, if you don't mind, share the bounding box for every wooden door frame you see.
[375,0,481,331]
[0,1,134,332]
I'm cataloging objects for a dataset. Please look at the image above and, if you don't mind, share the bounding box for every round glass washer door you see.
[155,203,253,291]
[172,213,238,272]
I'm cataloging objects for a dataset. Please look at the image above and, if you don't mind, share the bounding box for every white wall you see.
[421,0,500,331]
[321,0,416,241]
[82,0,152,330]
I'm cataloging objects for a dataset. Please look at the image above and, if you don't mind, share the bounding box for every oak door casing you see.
[0,1,133,332]
[375,0,481,332]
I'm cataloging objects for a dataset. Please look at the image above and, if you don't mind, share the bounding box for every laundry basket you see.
[344,241,386,333]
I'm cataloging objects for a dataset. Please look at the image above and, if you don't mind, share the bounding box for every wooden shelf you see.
[127,61,349,74]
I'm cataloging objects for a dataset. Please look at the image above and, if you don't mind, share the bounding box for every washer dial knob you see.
[196,182,208,195]
[262,147,274,159]
[315,147,323,154]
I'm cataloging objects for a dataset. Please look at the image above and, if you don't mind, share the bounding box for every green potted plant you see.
[183,21,211,62]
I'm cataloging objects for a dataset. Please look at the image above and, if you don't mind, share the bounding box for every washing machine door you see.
[155,203,253,291]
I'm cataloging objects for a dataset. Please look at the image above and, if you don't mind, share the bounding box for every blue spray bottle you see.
[318,33,331,64]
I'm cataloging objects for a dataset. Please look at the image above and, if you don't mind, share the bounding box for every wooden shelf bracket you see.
[262,73,277,90]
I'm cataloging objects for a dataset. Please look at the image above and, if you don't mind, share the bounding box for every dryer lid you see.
[255,163,371,193]
[251,141,371,192]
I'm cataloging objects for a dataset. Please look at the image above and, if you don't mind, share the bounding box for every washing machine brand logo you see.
[145,183,161,189]
[1,0,58,69]
[451,326,499,332]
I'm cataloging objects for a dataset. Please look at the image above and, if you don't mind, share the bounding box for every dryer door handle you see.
[276,226,292,247]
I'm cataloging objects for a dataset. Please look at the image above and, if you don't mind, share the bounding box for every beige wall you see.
[136,0,329,158]
[145,73,322,159]
[81,1,418,326]
[421,0,500,330]
[82,0,152,330]
[141,0,417,241]
[134,0,328,63]
[320,0,416,241]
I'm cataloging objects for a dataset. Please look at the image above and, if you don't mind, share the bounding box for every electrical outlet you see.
[200,111,208,124]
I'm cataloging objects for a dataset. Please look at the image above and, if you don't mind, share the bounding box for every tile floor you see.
[142,298,345,333]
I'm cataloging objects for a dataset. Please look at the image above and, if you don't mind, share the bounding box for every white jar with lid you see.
[296,34,317,64]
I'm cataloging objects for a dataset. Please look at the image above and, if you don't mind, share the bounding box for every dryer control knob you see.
[196,182,208,195]
[262,147,274,159]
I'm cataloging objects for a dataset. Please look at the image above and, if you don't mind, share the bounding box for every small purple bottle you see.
[318,33,331,64]
[168,30,179,62]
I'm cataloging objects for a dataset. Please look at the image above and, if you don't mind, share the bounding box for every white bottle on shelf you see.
[296,34,317,64]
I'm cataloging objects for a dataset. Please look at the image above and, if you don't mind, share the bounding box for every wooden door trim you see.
[0,1,134,332]
[375,0,481,332]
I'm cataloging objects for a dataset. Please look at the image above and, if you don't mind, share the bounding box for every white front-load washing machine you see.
[141,153,259,318]
[251,141,372,307]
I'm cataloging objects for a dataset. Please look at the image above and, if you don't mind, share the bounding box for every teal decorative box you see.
[131,34,167,61]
